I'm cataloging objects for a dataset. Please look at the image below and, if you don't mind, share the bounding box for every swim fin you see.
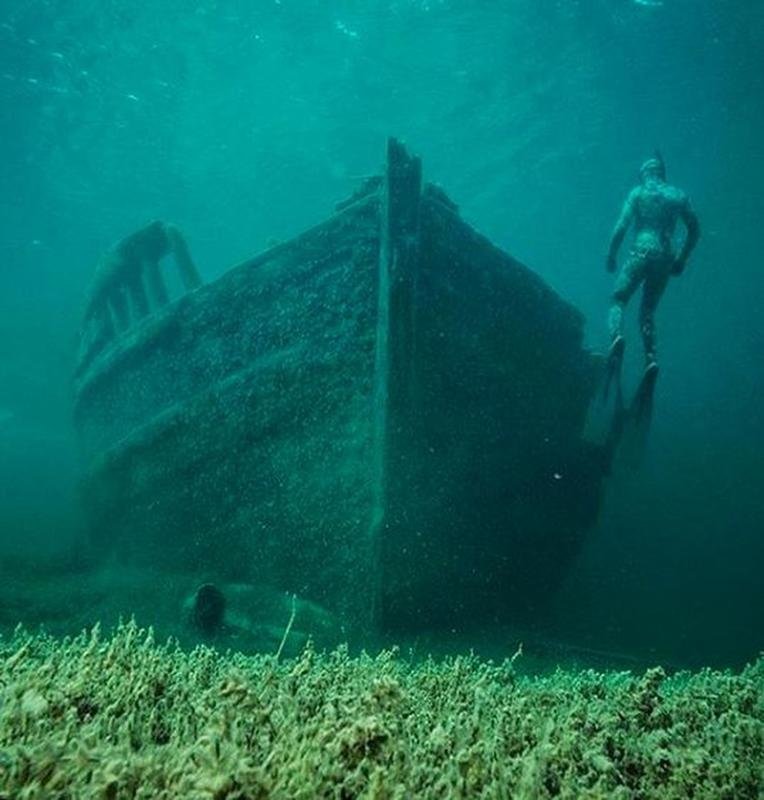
[605,360,659,471]
[631,361,659,425]
[602,335,625,403]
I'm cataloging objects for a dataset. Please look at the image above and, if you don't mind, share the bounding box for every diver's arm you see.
[606,190,636,273]
[673,196,700,274]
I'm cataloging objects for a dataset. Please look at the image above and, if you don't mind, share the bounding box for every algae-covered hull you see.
[73,139,605,634]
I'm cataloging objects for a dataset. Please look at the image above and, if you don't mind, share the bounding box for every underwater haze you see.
[1,0,763,674]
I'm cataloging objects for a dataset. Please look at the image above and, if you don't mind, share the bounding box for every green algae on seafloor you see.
[0,622,761,799]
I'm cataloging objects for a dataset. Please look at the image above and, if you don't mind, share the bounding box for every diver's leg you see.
[602,255,644,402]
[608,254,644,344]
[639,265,670,367]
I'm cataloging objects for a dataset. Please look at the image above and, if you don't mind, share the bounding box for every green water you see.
[0,1,762,672]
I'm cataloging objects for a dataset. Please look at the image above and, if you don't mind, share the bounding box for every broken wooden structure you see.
[73,139,606,635]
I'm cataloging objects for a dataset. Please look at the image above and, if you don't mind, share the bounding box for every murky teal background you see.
[1,1,761,668]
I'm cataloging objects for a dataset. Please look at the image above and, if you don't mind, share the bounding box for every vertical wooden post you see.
[369,138,422,626]
[166,224,202,290]
[128,274,150,319]
[144,259,170,308]
[383,138,422,413]
[109,287,130,331]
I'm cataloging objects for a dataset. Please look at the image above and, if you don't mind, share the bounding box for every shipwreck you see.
[73,139,606,636]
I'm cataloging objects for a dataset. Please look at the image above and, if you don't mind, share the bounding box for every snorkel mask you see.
[639,150,666,182]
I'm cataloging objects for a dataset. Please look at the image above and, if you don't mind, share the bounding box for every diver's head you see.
[640,151,666,183]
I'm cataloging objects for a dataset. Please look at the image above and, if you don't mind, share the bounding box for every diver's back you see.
[633,181,684,247]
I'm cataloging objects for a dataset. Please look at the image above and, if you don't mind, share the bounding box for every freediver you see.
[604,152,700,401]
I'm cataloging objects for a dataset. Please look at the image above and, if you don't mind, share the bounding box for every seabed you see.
[0,621,761,799]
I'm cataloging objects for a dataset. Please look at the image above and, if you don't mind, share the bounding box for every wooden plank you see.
[369,138,423,624]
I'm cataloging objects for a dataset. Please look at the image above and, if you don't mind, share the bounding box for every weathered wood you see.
[379,189,603,627]
[369,139,423,623]
[144,259,169,308]
[74,140,605,638]
[78,223,202,377]
[127,273,150,320]
[76,194,382,632]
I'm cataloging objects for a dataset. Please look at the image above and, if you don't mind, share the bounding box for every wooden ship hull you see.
[73,140,606,634]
